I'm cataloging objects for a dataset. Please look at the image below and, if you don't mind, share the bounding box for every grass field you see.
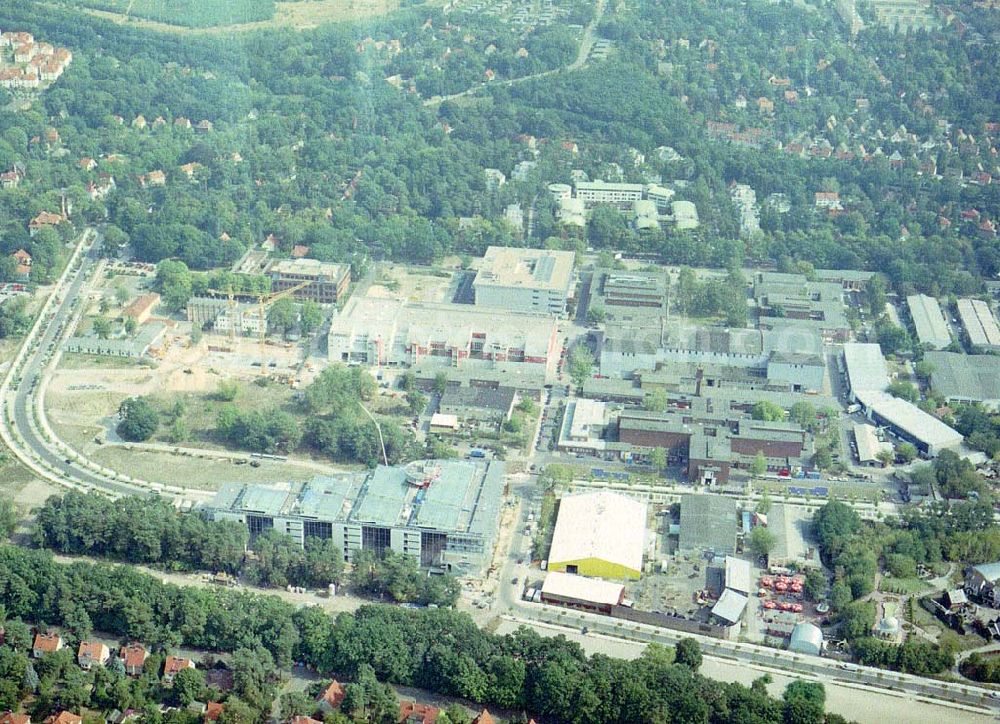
[61,0,276,28]
[63,0,413,33]
[90,446,316,490]
[878,576,929,595]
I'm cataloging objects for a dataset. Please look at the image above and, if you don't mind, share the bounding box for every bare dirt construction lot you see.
[75,0,426,34]
[366,264,456,303]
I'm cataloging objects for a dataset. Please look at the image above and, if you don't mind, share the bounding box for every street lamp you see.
[358,400,388,466]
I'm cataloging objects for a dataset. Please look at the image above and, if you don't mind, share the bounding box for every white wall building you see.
[473,246,575,316]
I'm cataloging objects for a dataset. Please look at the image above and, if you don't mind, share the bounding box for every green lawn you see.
[878,576,929,595]
[60,0,275,27]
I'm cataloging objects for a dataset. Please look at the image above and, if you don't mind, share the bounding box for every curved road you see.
[0,229,191,500]
[424,0,608,107]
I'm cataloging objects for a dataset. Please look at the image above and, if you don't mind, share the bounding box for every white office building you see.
[473,246,575,315]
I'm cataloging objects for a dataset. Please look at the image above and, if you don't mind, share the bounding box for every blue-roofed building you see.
[206,459,506,576]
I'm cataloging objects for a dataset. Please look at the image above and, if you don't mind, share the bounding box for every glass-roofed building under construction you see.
[206,459,506,575]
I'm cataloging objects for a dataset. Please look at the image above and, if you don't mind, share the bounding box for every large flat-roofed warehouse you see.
[926,351,1000,411]
[472,246,575,315]
[768,504,820,566]
[842,343,890,400]
[678,494,738,556]
[540,571,626,614]
[548,491,647,580]
[957,298,1000,352]
[856,390,963,457]
[206,459,505,575]
[752,271,849,340]
[600,323,824,391]
[327,297,559,378]
[906,294,951,350]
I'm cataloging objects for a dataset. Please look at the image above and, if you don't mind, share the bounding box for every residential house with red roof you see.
[204,702,224,722]
[28,211,64,236]
[32,633,63,659]
[398,702,439,724]
[12,249,31,280]
[119,644,149,676]
[163,656,195,685]
[317,681,345,713]
[44,714,79,724]
[0,712,30,724]
[77,641,110,670]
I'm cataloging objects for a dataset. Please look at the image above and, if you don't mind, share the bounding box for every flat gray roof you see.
[958,298,1000,349]
[711,589,748,624]
[678,494,737,554]
[843,343,889,393]
[352,467,410,526]
[239,485,292,515]
[907,294,951,349]
[412,461,481,530]
[297,475,362,519]
[925,351,1000,403]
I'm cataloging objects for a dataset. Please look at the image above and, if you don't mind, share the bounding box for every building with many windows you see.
[327,297,559,378]
[268,259,350,304]
[574,181,644,209]
[206,459,506,575]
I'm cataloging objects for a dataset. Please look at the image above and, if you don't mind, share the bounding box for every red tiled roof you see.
[0,712,30,724]
[164,655,193,675]
[291,245,310,259]
[204,703,224,721]
[29,211,63,228]
[398,702,439,724]
[120,644,148,670]
[33,633,61,653]
[319,681,345,707]
[122,293,159,319]
[45,714,80,724]
[472,710,495,724]
[77,641,107,661]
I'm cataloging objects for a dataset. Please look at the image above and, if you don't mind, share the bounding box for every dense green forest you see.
[0,0,996,298]
[0,545,842,723]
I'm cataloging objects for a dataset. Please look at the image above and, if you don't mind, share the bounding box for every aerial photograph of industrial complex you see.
[0,0,999,722]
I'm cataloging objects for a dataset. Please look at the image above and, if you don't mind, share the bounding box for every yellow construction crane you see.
[253,280,311,375]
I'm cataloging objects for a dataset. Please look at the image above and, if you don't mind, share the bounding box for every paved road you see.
[496,602,1000,714]
[493,619,994,724]
[423,0,607,106]
[0,229,185,500]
